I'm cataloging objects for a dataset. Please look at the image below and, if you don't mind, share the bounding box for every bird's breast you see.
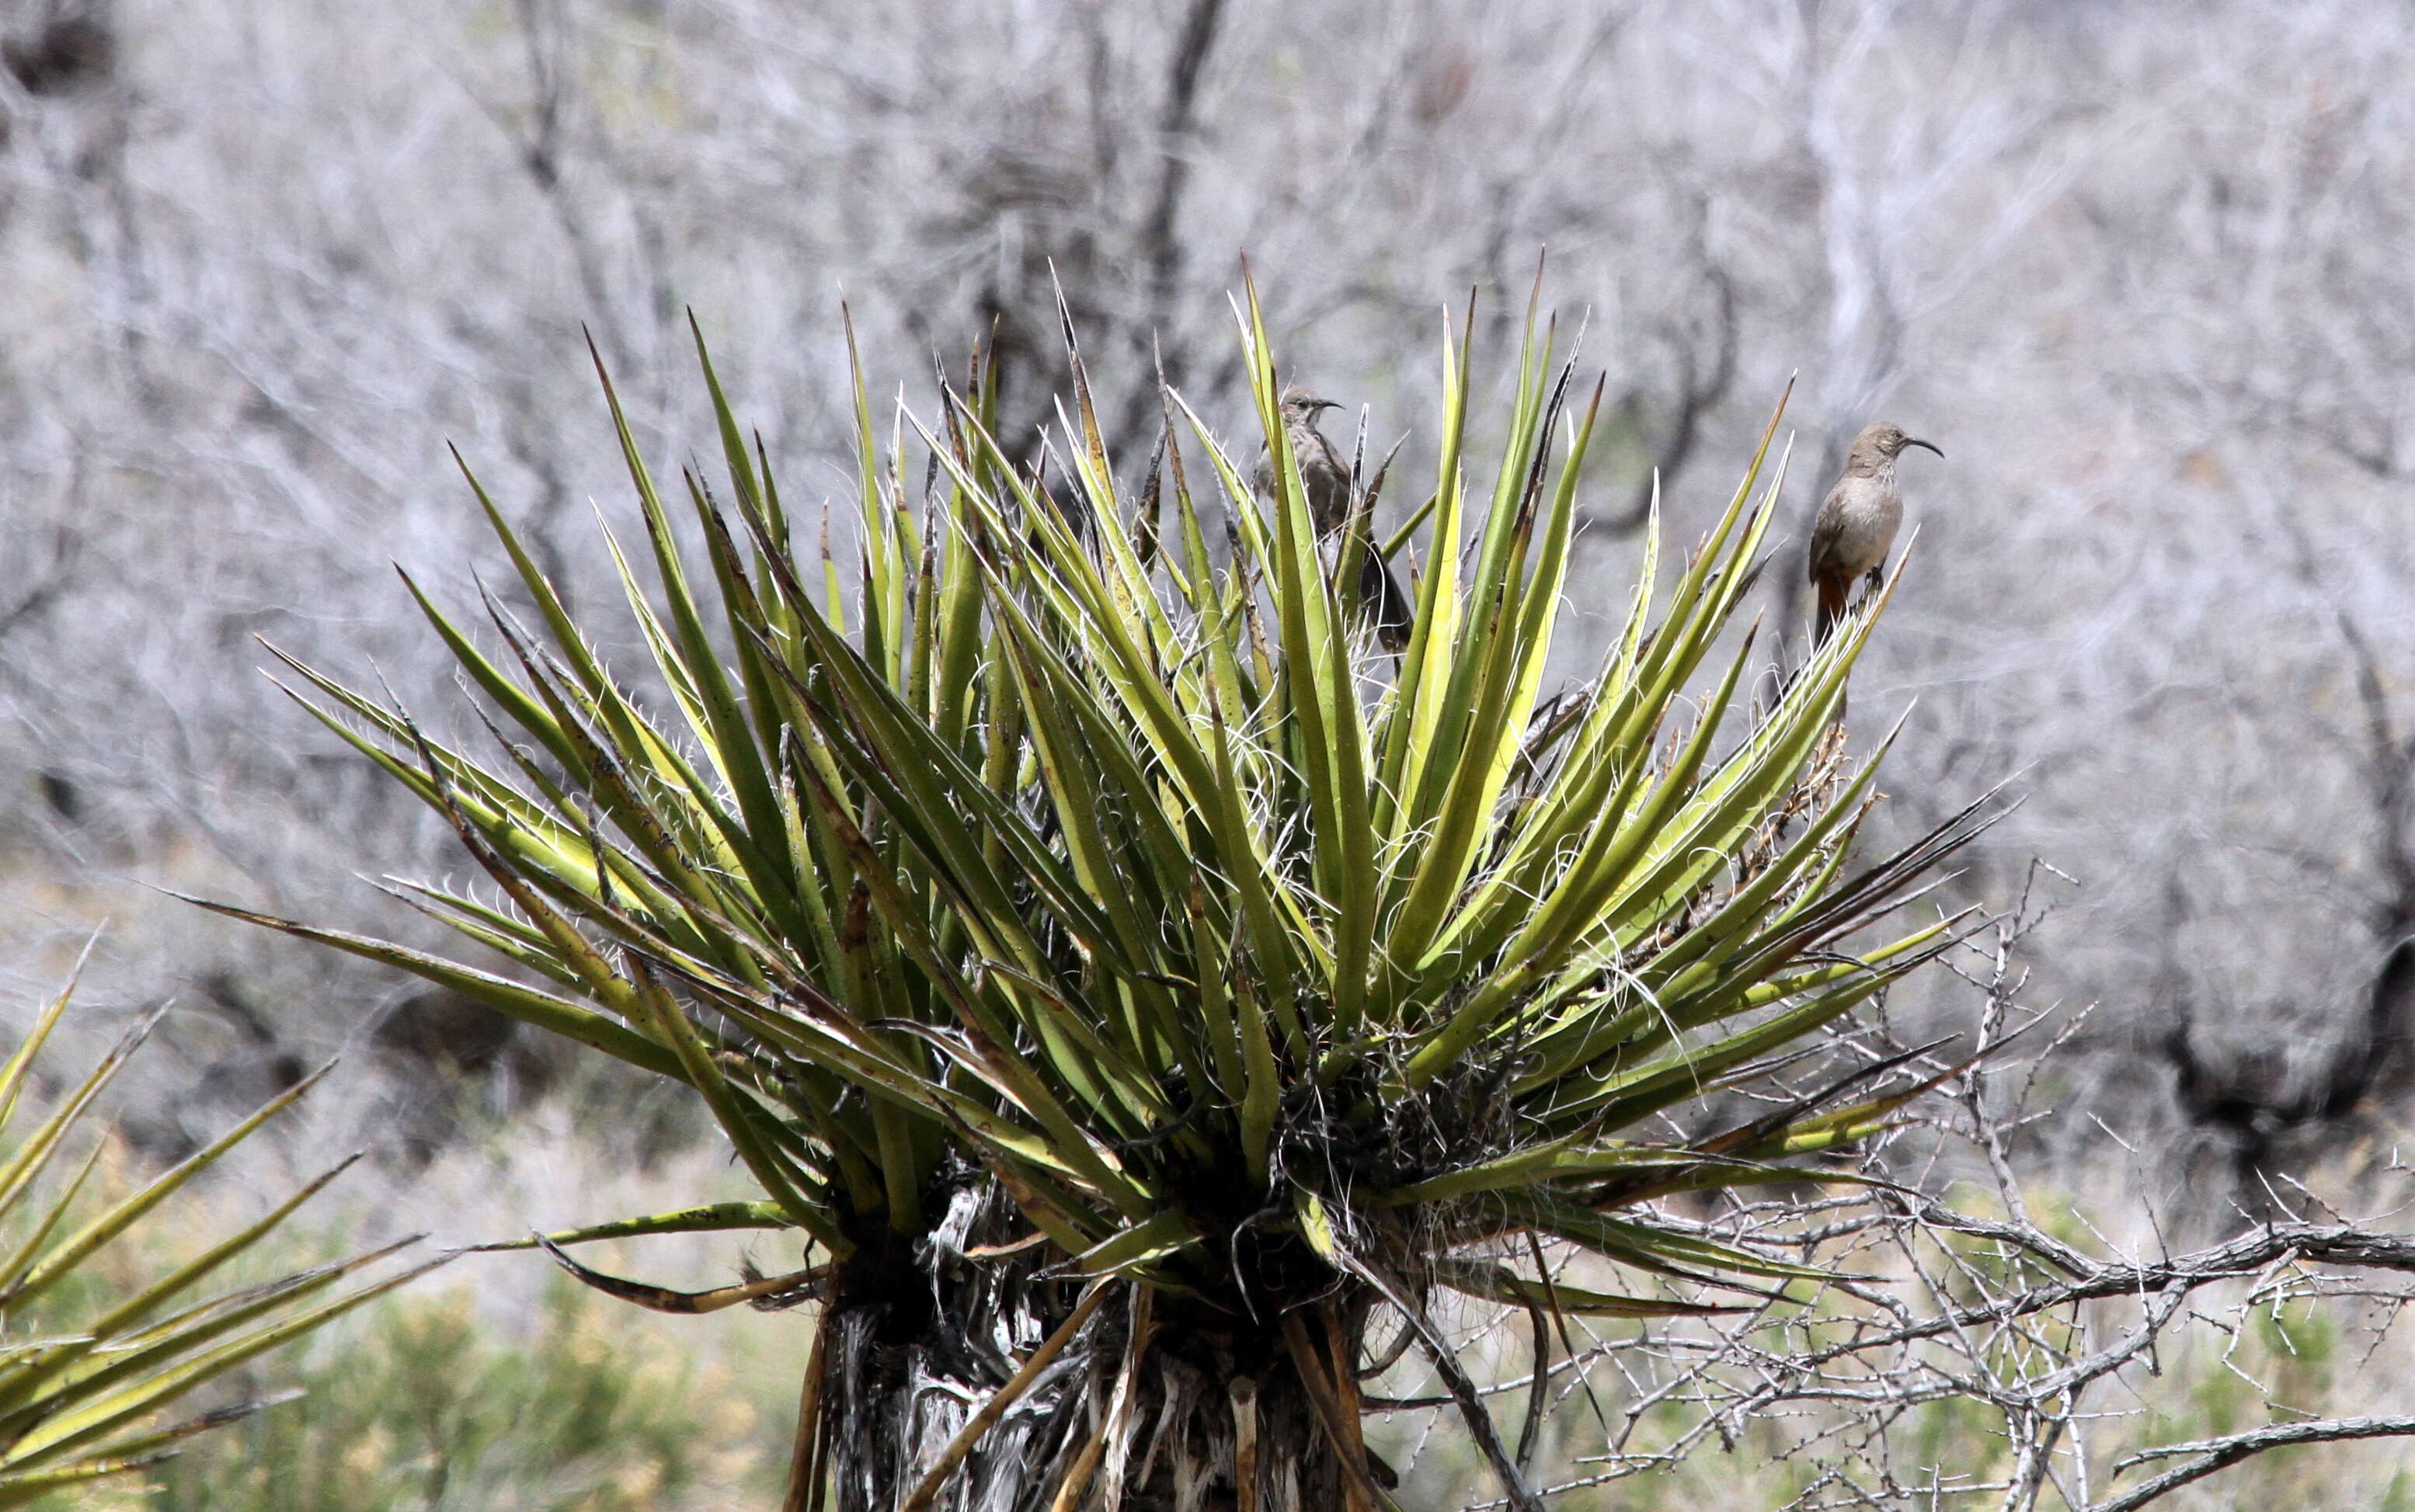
[1815,478,1903,576]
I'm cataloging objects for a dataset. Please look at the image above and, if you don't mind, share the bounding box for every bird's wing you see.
[1306,426,1351,476]
[1805,487,1852,582]
[1302,430,1356,530]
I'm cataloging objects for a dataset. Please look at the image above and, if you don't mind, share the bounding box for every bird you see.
[1251,384,1414,655]
[1807,420,1943,646]
[1252,385,1354,533]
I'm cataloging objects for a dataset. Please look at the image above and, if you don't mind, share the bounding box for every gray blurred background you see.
[5,0,2411,1192]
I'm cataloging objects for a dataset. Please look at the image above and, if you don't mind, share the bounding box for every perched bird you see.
[1808,421,1943,645]
[1251,384,1414,654]
[1252,385,1354,532]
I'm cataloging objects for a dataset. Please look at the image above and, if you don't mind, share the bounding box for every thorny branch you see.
[2093,1416,2415,1512]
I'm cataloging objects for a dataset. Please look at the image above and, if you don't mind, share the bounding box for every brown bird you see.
[1252,384,1414,654]
[1252,385,1354,532]
[1808,421,1943,645]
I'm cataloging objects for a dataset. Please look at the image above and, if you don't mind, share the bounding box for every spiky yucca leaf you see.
[0,953,446,1503]
[213,284,1983,1507]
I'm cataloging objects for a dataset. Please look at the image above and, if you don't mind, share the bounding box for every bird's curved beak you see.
[1904,436,1943,458]
[1313,398,1344,413]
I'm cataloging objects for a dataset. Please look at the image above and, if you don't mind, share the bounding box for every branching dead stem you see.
[1387,899,2415,1510]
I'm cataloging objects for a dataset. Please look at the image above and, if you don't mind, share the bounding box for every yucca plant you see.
[205,282,1986,1512]
[0,952,444,1504]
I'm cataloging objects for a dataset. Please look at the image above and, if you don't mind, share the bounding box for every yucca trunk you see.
[824,1316,1350,1512]
[809,1185,1355,1512]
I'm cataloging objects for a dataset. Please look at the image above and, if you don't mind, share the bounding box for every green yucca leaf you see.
[0,965,82,1139]
[1366,1142,1693,1208]
[0,966,441,1493]
[0,1236,415,1430]
[0,1455,176,1507]
[176,897,689,1082]
[0,1246,447,1473]
[0,1063,333,1312]
[1429,1260,1737,1320]
[77,1158,367,1340]
[0,1011,157,1231]
[1069,1211,1202,1282]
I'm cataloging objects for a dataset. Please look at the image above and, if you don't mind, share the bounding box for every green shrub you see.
[217,288,1985,1511]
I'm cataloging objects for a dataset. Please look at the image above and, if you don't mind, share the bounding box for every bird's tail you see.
[1362,550,1415,656]
[1811,572,1853,719]
[1812,572,1850,648]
